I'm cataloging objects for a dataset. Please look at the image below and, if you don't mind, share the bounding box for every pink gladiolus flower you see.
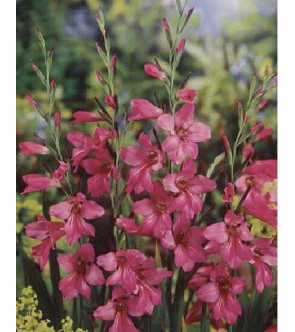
[176,38,186,56]
[22,174,61,194]
[235,160,277,228]
[163,159,216,218]
[222,182,235,203]
[203,210,253,269]
[144,64,165,80]
[128,257,172,315]
[81,148,118,198]
[105,94,117,108]
[131,181,174,237]
[157,104,211,164]
[97,249,146,293]
[58,243,105,299]
[249,238,277,293]
[94,288,140,332]
[67,127,113,171]
[49,192,104,245]
[177,88,197,103]
[19,141,49,155]
[72,110,102,123]
[120,133,164,193]
[128,99,163,121]
[25,215,65,269]
[161,214,206,271]
[197,263,245,324]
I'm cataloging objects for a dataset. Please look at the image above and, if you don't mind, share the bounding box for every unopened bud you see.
[258,99,268,110]
[26,95,37,109]
[222,134,230,152]
[176,38,186,56]
[105,95,117,109]
[110,54,116,72]
[237,100,242,111]
[162,18,170,31]
[54,111,61,129]
[95,70,104,84]
[50,79,56,90]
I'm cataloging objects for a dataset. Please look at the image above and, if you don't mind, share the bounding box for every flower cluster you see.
[19,3,277,331]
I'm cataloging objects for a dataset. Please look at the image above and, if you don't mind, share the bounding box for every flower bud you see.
[162,18,169,31]
[105,95,117,109]
[258,99,268,110]
[144,63,165,80]
[176,38,186,56]
[110,54,116,73]
[54,111,61,129]
[26,95,38,109]
[95,70,105,84]
[222,134,230,152]
[50,79,56,90]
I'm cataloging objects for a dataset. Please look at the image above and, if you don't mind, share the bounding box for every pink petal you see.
[203,222,228,243]
[49,201,71,220]
[76,275,91,299]
[93,300,116,320]
[116,217,141,235]
[76,243,95,262]
[72,111,101,123]
[163,173,179,193]
[197,282,220,303]
[230,277,245,295]
[187,122,211,142]
[162,135,186,165]
[120,146,145,166]
[59,274,79,299]
[81,200,105,219]
[132,199,155,215]
[85,263,105,285]
[157,114,175,131]
[57,253,76,273]
[19,141,49,155]
[97,252,117,271]
[174,103,194,129]
[128,99,163,121]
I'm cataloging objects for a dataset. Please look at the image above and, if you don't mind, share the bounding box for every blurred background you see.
[16,0,277,307]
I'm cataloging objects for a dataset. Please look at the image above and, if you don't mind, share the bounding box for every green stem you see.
[171,268,185,332]
[200,302,210,332]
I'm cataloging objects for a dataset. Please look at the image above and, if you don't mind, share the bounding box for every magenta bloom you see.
[67,127,114,171]
[161,214,206,272]
[157,104,211,164]
[128,99,163,121]
[97,249,146,293]
[58,243,104,299]
[72,110,102,123]
[120,133,164,194]
[235,160,277,228]
[81,148,118,198]
[163,159,216,218]
[177,88,197,103]
[144,63,165,80]
[131,181,174,237]
[203,210,253,269]
[19,141,49,155]
[25,215,64,269]
[197,263,245,324]
[49,192,104,245]
[94,288,140,332]
[129,257,172,315]
[249,238,277,293]
[22,174,61,194]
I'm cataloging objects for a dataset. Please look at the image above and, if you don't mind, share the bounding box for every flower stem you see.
[171,268,185,332]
